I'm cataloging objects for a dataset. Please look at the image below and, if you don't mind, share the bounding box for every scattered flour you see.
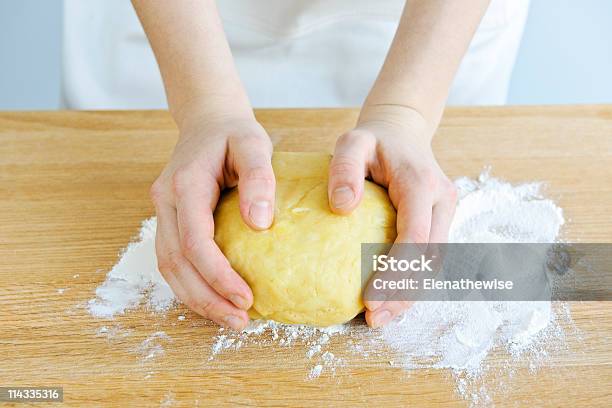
[309,365,323,379]
[130,331,173,362]
[160,391,176,408]
[95,324,133,341]
[209,320,347,376]
[88,218,175,317]
[87,170,568,406]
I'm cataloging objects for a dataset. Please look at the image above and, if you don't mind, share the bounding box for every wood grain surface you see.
[0,107,611,407]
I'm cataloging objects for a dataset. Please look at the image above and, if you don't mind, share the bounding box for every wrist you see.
[173,92,254,133]
[357,103,433,144]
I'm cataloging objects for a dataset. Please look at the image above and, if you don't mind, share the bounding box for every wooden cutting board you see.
[0,107,611,407]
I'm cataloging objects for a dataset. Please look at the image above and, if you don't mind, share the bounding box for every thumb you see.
[234,138,276,230]
[328,131,374,215]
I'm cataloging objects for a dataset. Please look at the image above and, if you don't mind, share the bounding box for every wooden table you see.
[1,107,611,407]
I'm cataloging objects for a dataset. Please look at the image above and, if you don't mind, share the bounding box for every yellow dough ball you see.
[214,152,396,326]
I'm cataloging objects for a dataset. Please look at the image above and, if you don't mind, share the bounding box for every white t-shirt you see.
[62,0,529,109]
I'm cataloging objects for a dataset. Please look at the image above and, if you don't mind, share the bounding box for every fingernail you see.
[224,315,245,330]
[371,309,392,328]
[332,186,355,208]
[249,201,272,229]
[230,294,249,310]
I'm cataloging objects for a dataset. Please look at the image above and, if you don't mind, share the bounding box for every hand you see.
[150,113,276,330]
[327,105,458,328]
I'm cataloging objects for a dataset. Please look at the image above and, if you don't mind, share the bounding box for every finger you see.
[429,183,458,243]
[365,301,413,328]
[363,240,419,312]
[364,170,434,312]
[233,138,276,230]
[154,204,249,330]
[389,170,434,244]
[328,131,374,215]
[173,168,253,310]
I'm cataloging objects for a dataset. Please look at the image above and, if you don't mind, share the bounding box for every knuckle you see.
[393,164,437,191]
[337,131,361,146]
[156,249,182,276]
[179,229,199,257]
[205,272,223,292]
[186,296,215,317]
[249,131,273,149]
[149,179,165,205]
[414,168,438,190]
[156,259,171,278]
[206,267,234,295]
[337,129,373,147]
[243,166,274,185]
[388,174,413,199]
[330,157,361,179]
[229,125,271,148]
[171,166,194,198]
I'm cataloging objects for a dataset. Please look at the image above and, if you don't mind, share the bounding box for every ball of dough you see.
[214,152,396,326]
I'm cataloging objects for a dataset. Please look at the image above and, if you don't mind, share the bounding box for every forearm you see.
[361,0,490,137]
[131,0,252,128]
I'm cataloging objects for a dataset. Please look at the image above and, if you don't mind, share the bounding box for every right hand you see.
[150,113,276,330]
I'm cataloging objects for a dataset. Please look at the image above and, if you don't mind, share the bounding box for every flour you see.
[95,324,133,341]
[370,171,566,403]
[160,391,176,408]
[208,319,348,377]
[131,331,173,362]
[87,170,568,406]
[377,170,565,374]
[308,365,323,379]
[451,170,563,243]
[88,218,174,317]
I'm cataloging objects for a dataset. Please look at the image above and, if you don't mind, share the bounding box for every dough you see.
[214,152,396,326]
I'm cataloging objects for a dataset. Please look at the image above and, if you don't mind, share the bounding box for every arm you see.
[326,0,490,327]
[361,0,490,133]
[132,0,251,126]
[132,0,276,330]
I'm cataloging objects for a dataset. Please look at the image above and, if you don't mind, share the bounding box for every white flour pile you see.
[88,217,174,317]
[87,170,568,405]
[376,172,565,375]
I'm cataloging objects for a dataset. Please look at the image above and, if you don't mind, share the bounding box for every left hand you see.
[327,105,458,328]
